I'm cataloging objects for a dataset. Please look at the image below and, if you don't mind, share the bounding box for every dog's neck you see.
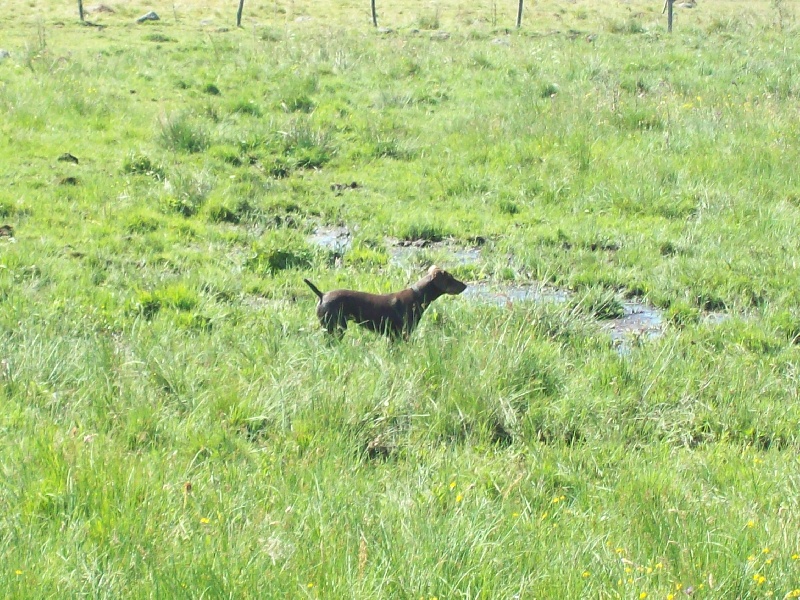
[410,274,444,308]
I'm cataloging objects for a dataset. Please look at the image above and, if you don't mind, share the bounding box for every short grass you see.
[1,0,800,597]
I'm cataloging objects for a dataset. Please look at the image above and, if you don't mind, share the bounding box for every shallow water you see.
[463,281,569,305]
[606,301,664,344]
[308,226,352,254]
[305,231,729,353]
[464,281,666,353]
[387,240,482,267]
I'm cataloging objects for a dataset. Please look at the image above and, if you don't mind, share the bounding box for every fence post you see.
[78,0,84,21]
[237,0,245,27]
[516,0,523,28]
[667,0,674,32]
[371,0,377,27]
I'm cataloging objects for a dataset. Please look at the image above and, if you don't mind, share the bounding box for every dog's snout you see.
[449,279,467,294]
[441,271,467,295]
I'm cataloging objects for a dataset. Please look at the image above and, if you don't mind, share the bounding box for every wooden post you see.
[371,0,377,27]
[667,0,674,32]
[516,0,523,28]
[78,0,84,21]
[237,0,245,27]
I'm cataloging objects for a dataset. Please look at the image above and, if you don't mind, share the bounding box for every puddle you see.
[308,226,351,254]
[703,312,729,325]
[387,239,482,267]
[307,230,484,268]
[452,247,482,265]
[465,282,666,354]
[606,301,664,346]
[464,281,569,306]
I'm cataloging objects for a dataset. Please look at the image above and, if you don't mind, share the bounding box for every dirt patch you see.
[330,181,359,194]
[57,152,79,164]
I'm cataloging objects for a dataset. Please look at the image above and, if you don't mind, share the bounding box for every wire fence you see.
[69,1,792,35]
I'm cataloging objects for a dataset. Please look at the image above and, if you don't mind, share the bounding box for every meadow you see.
[1,0,800,597]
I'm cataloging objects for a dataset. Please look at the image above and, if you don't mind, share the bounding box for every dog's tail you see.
[303,278,325,301]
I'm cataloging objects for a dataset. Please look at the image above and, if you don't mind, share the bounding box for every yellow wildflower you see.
[200,517,210,524]
[582,571,590,578]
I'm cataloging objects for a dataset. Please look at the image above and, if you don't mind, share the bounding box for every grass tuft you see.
[569,288,625,320]
[122,152,165,179]
[158,112,210,153]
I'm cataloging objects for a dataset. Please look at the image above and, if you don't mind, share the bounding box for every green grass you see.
[1,0,800,597]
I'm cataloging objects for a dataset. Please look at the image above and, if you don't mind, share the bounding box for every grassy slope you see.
[1,0,800,597]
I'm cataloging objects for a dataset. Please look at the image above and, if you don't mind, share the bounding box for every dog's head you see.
[428,265,467,295]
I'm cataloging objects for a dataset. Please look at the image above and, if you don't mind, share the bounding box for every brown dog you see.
[304,265,467,339]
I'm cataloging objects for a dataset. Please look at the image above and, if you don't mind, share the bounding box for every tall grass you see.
[1,1,800,597]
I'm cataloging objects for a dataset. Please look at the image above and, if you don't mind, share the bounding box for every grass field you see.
[1,0,800,597]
